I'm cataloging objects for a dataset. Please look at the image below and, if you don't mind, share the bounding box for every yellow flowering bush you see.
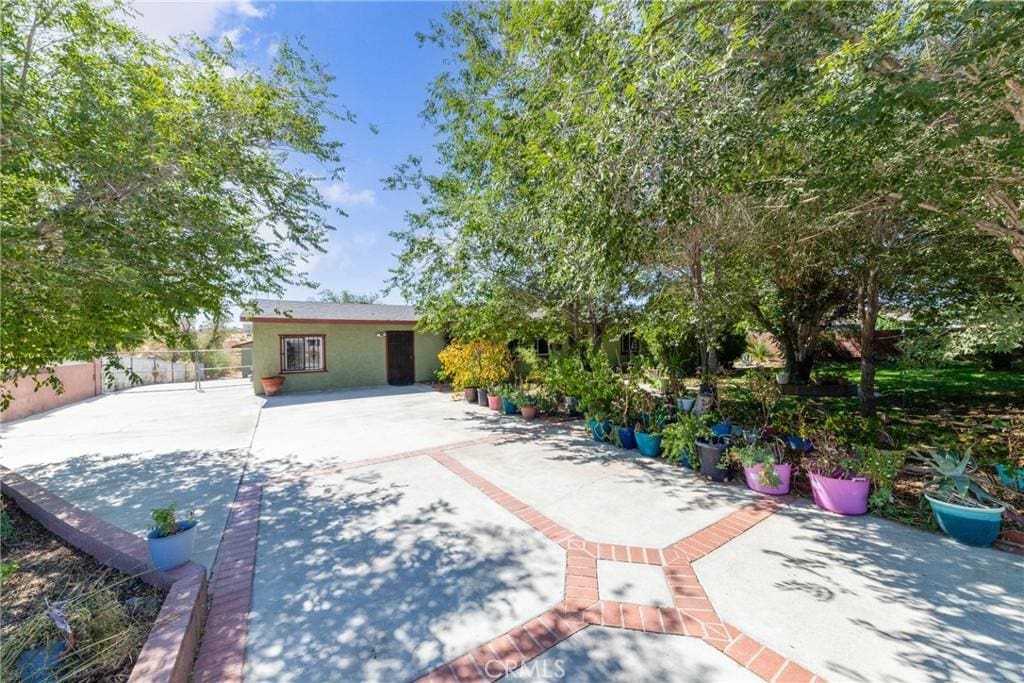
[438,340,511,391]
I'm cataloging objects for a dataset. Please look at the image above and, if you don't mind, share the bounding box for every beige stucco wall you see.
[1,360,103,422]
[250,321,445,395]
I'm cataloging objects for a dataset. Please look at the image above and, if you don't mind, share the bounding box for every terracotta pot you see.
[463,387,477,402]
[520,404,537,420]
[260,375,285,396]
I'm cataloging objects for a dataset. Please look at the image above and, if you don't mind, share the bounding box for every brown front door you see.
[386,331,415,385]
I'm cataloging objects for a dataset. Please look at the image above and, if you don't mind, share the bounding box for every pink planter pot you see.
[487,394,501,410]
[809,472,869,515]
[520,405,537,420]
[743,464,792,496]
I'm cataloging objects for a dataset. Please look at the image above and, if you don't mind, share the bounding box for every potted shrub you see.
[802,435,869,515]
[438,340,512,404]
[260,375,285,396]
[497,382,519,415]
[146,503,197,571]
[696,438,731,482]
[661,415,709,469]
[586,413,613,442]
[635,407,668,457]
[515,387,539,420]
[921,450,1005,547]
[733,440,792,495]
[487,387,502,411]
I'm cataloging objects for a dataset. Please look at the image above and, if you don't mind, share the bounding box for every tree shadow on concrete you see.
[13,449,246,571]
[507,628,753,682]
[445,410,762,515]
[769,503,1024,682]
[247,462,566,682]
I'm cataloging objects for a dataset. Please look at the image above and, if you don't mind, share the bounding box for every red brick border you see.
[0,466,207,683]
[192,483,262,683]
[420,453,824,682]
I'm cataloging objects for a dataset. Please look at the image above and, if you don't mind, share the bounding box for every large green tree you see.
[1,0,347,404]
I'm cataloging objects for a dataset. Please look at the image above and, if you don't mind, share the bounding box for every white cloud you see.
[234,0,268,18]
[321,181,376,207]
[221,26,245,46]
[128,1,271,41]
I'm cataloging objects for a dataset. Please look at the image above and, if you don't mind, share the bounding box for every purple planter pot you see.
[743,463,792,496]
[809,472,869,515]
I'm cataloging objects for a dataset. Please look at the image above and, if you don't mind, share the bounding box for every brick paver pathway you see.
[192,428,825,683]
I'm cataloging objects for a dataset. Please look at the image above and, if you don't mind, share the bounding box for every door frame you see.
[384,330,416,385]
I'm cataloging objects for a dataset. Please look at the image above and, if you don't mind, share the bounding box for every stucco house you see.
[241,299,445,395]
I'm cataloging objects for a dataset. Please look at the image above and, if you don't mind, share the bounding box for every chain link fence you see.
[102,348,252,392]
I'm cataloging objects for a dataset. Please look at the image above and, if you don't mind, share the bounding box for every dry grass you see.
[0,496,165,682]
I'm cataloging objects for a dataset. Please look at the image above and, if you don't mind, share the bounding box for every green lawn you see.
[815,361,1024,407]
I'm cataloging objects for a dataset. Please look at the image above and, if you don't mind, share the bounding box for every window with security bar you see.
[280,335,325,372]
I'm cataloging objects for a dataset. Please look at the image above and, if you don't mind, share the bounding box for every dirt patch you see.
[0,495,165,682]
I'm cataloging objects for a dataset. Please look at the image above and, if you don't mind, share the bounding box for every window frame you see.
[278,334,327,374]
[534,338,550,357]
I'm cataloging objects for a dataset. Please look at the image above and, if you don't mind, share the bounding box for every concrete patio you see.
[2,384,1021,682]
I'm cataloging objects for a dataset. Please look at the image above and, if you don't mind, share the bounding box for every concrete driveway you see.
[3,384,1021,682]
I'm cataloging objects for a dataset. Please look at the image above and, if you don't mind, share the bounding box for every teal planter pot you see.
[925,494,1004,547]
[635,432,662,457]
[995,465,1024,490]
[587,418,611,442]
[501,396,518,415]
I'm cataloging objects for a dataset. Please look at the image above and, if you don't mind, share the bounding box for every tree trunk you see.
[859,219,884,417]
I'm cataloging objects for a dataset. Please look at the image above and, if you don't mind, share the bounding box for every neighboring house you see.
[241,299,445,395]
[522,332,644,367]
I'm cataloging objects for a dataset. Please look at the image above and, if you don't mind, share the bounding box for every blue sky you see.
[130,1,454,304]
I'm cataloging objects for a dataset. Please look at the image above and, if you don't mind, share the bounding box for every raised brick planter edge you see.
[0,466,207,683]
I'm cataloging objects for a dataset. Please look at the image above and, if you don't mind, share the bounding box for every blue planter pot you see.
[635,432,662,457]
[679,449,693,469]
[587,418,611,442]
[925,494,1004,546]
[711,422,732,438]
[617,426,637,449]
[995,465,1024,490]
[501,396,518,415]
[786,435,814,453]
[146,521,197,571]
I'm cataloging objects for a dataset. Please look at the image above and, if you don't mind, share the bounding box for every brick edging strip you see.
[422,453,823,682]
[192,482,263,683]
[0,466,207,683]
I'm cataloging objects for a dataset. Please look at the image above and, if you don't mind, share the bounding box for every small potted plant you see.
[696,437,732,482]
[260,375,285,396]
[733,440,792,495]
[920,450,1005,547]
[803,435,869,515]
[487,387,502,411]
[516,387,538,420]
[635,407,668,457]
[146,503,198,571]
[498,382,519,415]
[661,414,712,469]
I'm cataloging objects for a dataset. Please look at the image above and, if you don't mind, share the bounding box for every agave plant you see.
[920,450,1001,508]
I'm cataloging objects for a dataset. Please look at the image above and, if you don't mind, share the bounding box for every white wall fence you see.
[102,349,251,392]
